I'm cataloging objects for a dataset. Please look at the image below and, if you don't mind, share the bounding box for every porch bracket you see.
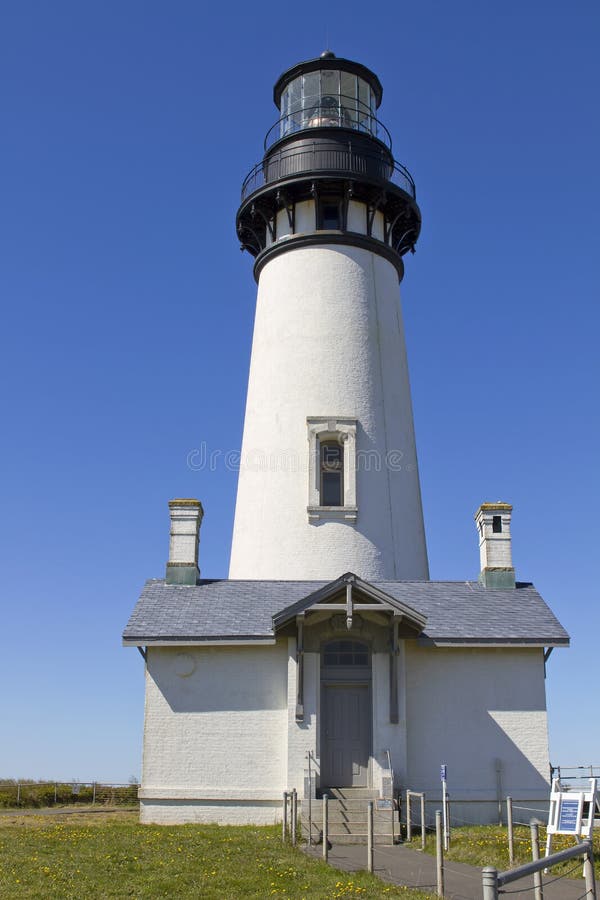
[295,614,305,721]
[346,581,353,631]
[390,616,401,723]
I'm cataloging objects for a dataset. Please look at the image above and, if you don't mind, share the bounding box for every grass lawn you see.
[0,810,434,899]
[404,823,600,879]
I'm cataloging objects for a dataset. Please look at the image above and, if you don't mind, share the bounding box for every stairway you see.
[301,788,397,845]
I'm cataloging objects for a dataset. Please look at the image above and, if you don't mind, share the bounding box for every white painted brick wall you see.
[404,645,550,802]
[139,640,552,824]
[140,643,288,823]
[286,640,318,796]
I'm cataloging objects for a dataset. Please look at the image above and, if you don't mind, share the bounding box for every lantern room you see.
[271,51,384,146]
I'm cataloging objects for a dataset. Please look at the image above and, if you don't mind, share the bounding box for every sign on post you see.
[440,764,449,851]
[546,777,597,857]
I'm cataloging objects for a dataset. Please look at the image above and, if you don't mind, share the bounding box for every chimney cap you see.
[474,502,513,519]
[169,498,203,509]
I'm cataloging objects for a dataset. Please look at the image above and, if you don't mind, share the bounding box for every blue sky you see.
[1,0,598,783]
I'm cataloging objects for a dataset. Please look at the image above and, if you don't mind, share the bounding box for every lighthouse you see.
[229,51,429,581]
[124,50,569,832]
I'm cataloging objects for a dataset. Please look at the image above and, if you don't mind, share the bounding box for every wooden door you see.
[321,683,370,787]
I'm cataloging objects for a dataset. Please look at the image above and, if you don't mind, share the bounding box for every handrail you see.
[240,142,416,203]
[306,750,314,846]
[264,104,392,151]
[384,748,395,793]
[482,840,596,899]
[552,764,600,783]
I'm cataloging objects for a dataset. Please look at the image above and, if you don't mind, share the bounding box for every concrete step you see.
[321,808,394,823]
[306,821,394,834]
[301,797,397,845]
[325,788,379,800]
[302,799,396,815]
[316,800,393,814]
[302,825,396,846]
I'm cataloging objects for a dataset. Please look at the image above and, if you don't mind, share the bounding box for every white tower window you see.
[307,417,358,523]
[320,440,344,505]
[318,198,342,230]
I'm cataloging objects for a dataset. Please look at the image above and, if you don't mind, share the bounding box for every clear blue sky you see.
[1,0,598,783]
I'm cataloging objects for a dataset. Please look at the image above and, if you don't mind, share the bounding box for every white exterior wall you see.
[229,244,428,581]
[286,641,319,797]
[404,645,550,822]
[138,639,552,824]
[140,643,288,824]
[371,648,408,794]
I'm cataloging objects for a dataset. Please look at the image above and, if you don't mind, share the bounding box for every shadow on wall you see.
[407,712,550,802]
[149,644,288,713]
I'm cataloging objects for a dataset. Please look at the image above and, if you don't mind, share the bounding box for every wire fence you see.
[399,788,599,898]
[0,780,139,809]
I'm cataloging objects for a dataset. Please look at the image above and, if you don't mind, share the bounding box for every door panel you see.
[321,683,370,787]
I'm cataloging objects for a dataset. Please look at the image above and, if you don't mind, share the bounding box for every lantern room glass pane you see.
[302,71,320,126]
[281,78,302,137]
[321,68,339,97]
[358,77,370,130]
[277,69,378,140]
[341,70,358,126]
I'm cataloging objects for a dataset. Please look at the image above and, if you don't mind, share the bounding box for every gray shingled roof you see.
[122,579,569,647]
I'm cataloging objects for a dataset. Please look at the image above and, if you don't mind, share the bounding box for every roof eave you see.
[122,636,276,648]
[417,637,570,648]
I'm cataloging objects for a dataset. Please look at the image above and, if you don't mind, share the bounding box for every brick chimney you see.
[474,502,515,589]
[165,499,204,585]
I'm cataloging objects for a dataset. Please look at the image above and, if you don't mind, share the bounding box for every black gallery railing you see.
[241,142,416,203]
[263,108,393,151]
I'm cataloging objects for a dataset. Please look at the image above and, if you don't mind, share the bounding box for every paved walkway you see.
[306,841,589,899]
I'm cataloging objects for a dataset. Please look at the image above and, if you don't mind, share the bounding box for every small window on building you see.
[319,200,341,230]
[492,515,502,533]
[306,417,357,522]
[321,440,343,506]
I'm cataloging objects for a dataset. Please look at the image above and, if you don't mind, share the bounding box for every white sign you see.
[546,777,597,857]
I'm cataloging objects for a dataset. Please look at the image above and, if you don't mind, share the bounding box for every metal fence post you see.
[307,753,313,846]
[92,782,96,805]
[444,792,450,851]
[282,792,288,842]
[291,789,297,846]
[323,794,328,861]
[583,842,596,899]
[420,793,426,851]
[367,801,374,873]
[54,783,57,804]
[435,809,444,897]
[482,866,499,900]
[406,790,412,842]
[530,821,544,900]
[506,796,514,866]
[16,782,20,805]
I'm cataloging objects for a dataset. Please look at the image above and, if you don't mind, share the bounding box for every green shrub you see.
[0,780,138,808]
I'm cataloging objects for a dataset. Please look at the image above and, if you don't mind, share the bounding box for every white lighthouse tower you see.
[229,51,428,582]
